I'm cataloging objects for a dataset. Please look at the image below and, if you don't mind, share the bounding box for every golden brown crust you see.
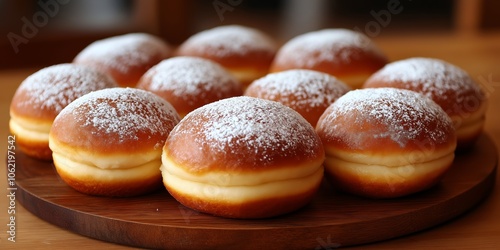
[9,64,118,121]
[50,88,180,154]
[55,165,163,197]
[245,82,333,126]
[164,97,324,174]
[362,57,487,149]
[136,57,244,117]
[316,89,457,154]
[316,88,456,198]
[73,33,172,87]
[10,90,55,121]
[324,163,450,199]
[164,125,325,174]
[49,88,179,197]
[269,29,387,88]
[175,25,277,86]
[244,69,351,127]
[165,182,320,218]
[363,78,486,119]
[9,64,118,160]
[12,133,52,161]
[177,49,274,74]
[161,96,324,218]
[80,59,160,88]
[270,46,387,79]
[317,113,457,155]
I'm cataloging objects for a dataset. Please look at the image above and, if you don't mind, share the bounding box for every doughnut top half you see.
[164,96,324,173]
[51,88,180,153]
[176,25,277,69]
[364,57,487,117]
[316,88,456,153]
[10,63,118,121]
[271,29,388,76]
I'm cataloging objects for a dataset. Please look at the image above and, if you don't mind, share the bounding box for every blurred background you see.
[1,0,499,70]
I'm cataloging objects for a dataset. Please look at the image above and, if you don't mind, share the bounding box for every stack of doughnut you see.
[9,63,118,160]
[9,24,489,218]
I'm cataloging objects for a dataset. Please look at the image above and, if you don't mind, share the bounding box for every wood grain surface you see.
[11,134,497,249]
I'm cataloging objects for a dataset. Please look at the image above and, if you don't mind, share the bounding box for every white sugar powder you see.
[74,33,170,73]
[319,88,453,148]
[274,29,385,68]
[140,57,239,99]
[169,96,318,163]
[248,69,350,110]
[370,57,484,104]
[15,63,117,115]
[180,25,277,57]
[59,88,179,143]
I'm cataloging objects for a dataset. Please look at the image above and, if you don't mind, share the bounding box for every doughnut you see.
[270,29,388,89]
[49,88,180,197]
[245,69,351,127]
[161,96,324,218]
[73,33,172,87]
[316,88,457,199]
[9,63,118,160]
[176,25,277,87]
[363,57,487,150]
[137,56,243,117]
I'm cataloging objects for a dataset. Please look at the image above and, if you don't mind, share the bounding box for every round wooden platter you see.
[12,134,498,249]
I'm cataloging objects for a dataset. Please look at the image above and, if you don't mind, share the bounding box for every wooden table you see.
[1,33,500,249]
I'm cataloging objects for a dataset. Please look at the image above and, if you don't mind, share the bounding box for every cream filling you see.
[162,165,324,203]
[9,116,51,143]
[53,152,161,181]
[324,152,454,184]
[161,152,324,186]
[49,136,160,170]
[325,143,456,168]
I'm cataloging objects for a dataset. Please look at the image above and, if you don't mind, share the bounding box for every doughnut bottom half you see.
[161,157,324,218]
[9,115,52,160]
[52,152,163,197]
[323,150,455,199]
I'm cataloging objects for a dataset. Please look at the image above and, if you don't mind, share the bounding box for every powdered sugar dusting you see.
[275,29,384,68]
[179,25,277,57]
[247,69,350,110]
[14,63,118,115]
[60,88,180,145]
[368,57,485,104]
[140,56,240,100]
[168,96,320,166]
[319,88,454,149]
[74,33,170,73]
